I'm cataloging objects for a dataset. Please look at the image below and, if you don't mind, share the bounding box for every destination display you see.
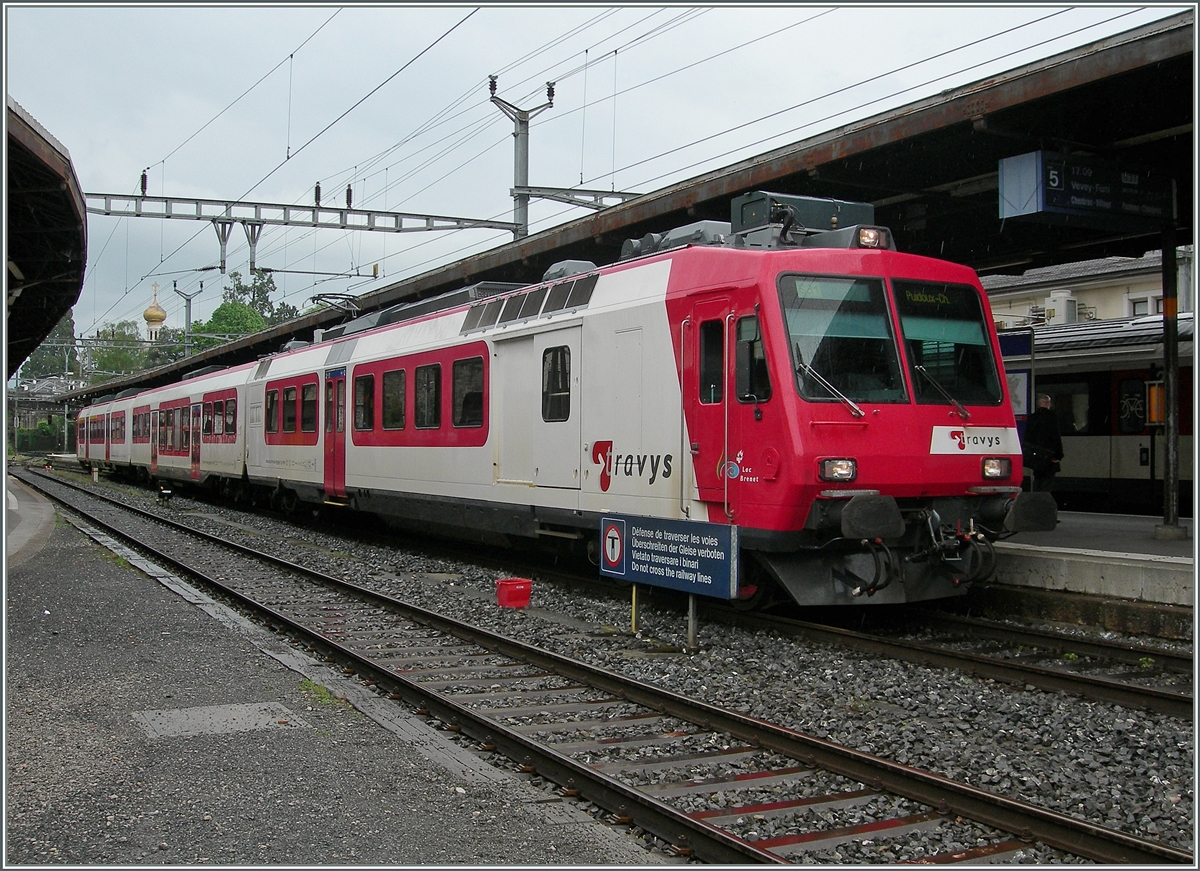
[998,151,1173,231]
[599,515,738,600]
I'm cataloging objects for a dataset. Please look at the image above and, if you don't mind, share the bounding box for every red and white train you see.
[78,191,1055,607]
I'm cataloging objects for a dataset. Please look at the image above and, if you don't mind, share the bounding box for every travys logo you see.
[591,440,673,492]
[950,430,1003,450]
[929,426,1019,455]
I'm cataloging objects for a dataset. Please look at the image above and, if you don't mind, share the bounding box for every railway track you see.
[16,468,1192,865]
[703,606,1193,720]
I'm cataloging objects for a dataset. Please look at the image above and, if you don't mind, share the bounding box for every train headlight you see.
[820,458,857,482]
[856,227,889,249]
[982,457,1012,479]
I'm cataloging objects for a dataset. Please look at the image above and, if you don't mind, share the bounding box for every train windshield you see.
[893,280,1003,405]
[778,274,907,403]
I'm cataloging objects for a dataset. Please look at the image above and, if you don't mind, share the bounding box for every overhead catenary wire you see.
[84,7,1162,336]
[81,9,342,335]
[235,7,1122,304]
[91,8,481,333]
[328,7,1153,287]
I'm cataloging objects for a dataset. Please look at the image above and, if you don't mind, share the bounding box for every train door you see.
[685,298,734,513]
[105,413,111,462]
[190,404,202,479]
[323,368,347,497]
[495,327,583,488]
[150,410,159,474]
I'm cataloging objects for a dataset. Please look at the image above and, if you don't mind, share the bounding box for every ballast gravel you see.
[28,476,1196,858]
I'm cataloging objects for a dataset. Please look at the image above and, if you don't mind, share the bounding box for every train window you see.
[181,412,190,451]
[1048,383,1091,434]
[894,280,1002,406]
[735,316,772,403]
[166,410,175,449]
[301,383,318,432]
[565,274,598,308]
[203,403,213,435]
[265,389,279,433]
[779,275,907,404]
[325,381,335,433]
[498,294,526,324]
[461,304,485,332]
[542,346,571,422]
[354,374,375,430]
[519,286,548,319]
[542,280,572,313]
[225,398,236,435]
[699,320,724,404]
[213,401,224,435]
[383,369,406,429]
[415,364,441,429]
[477,299,503,329]
[283,387,298,432]
[336,380,345,434]
[452,358,484,427]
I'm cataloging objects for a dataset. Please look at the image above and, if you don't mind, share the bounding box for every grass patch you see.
[103,551,133,570]
[300,678,352,709]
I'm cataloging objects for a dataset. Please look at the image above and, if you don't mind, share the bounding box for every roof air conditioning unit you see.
[1046,290,1077,325]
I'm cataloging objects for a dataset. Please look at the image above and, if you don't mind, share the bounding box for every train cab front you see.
[749,244,1057,607]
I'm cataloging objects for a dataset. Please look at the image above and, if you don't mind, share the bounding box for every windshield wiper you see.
[914,364,970,420]
[795,345,864,418]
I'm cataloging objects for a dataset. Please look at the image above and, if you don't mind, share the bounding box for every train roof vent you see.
[279,340,309,353]
[324,281,525,342]
[115,387,141,398]
[542,260,596,282]
[182,365,224,380]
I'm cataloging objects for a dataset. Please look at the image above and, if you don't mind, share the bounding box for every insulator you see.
[314,182,322,206]
[140,171,148,196]
[489,75,497,96]
[346,185,352,209]
[546,81,555,103]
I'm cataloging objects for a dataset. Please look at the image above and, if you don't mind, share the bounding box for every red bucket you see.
[495,577,532,608]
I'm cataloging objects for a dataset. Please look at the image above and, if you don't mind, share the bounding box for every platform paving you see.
[996,510,1195,607]
[4,475,668,866]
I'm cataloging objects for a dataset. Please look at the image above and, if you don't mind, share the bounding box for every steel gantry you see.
[83,193,521,274]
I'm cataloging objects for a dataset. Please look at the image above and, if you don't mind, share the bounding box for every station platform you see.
[4,475,665,865]
[995,510,1195,608]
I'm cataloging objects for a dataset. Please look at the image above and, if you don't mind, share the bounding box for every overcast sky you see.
[4,3,1189,342]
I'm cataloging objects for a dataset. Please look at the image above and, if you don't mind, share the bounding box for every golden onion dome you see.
[143,286,167,326]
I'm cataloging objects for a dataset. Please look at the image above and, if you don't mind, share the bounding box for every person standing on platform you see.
[1022,393,1064,492]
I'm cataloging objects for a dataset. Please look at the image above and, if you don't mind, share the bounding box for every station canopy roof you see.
[6,96,88,380]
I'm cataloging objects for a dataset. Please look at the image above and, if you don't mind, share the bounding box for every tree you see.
[189,301,267,352]
[88,320,146,384]
[222,269,298,327]
[22,309,78,379]
[144,326,187,368]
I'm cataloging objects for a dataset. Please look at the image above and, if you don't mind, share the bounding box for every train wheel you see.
[280,490,299,514]
[734,560,778,610]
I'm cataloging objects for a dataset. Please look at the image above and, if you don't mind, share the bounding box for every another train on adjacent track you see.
[77,191,1055,607]
[1000,314,1194,517]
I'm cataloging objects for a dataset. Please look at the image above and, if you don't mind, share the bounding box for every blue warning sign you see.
[598,515,738,599]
